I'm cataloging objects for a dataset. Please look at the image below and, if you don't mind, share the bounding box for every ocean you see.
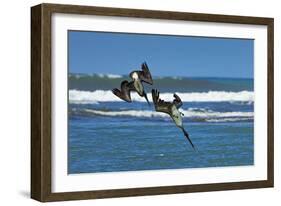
[68,74,254,174]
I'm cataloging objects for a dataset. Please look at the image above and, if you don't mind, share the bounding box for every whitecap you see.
[81,108,253,120]
[69,90,254,104]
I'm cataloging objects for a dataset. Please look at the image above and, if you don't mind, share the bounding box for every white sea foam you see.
[69,89,254,104]
[69,90,100,104]
[97,74,122,79]
[70,74,86,79]
[84,109,168,118]
[205,117,253,122]
[82,108,253,121]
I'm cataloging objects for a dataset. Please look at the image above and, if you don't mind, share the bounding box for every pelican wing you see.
[173,93,183,109]
[152,89,171,114]
[112,80,135,102]
[139,62,153,85]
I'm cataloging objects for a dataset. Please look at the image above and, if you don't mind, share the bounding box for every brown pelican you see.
[152,89,195,150]
[112,62,153,105]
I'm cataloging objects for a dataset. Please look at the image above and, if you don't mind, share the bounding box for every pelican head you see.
[130,71,139,80]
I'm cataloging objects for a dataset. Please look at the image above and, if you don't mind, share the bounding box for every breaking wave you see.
[205,117,253,122]
[96,74,122,79]
[70,73,122,79]
[69,89,254,104]
[72,108,253,122]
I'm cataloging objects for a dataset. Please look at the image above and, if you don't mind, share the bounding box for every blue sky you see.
[68,31,253,78]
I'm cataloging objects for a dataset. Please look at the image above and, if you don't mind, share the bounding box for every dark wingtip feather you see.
[112,88,118,95]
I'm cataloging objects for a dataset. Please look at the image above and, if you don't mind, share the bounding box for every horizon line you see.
[69,72,253,79]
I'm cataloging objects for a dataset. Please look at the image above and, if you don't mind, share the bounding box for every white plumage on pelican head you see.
[131,71,139,80]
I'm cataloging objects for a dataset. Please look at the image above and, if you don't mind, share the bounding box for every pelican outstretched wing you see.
[112,80,135,102]
[152,89,171,114]
[173,93,183,109]
[139,62,153,85]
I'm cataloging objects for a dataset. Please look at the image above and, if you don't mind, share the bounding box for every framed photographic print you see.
[31,3,274,202]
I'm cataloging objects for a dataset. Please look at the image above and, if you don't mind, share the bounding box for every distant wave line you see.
[205,117,253,122]
[70,73,122,79]
[76,108,253,119]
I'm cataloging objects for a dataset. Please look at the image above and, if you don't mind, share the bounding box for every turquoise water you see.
[68,75,254,174]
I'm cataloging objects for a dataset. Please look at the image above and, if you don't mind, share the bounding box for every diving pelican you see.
[112,62,153,105]
[152,89,195,150]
